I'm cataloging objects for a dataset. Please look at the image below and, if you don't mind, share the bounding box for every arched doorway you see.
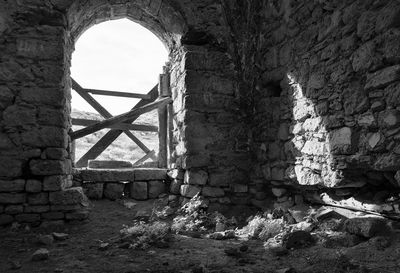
[70,18,168,168]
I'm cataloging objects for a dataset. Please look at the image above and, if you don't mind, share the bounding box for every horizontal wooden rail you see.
[72,118,158,132]
[71,97,172,140]
[85,88,151,99]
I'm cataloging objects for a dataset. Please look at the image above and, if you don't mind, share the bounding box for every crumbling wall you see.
[0,1,87,226]
[251,0,400,209]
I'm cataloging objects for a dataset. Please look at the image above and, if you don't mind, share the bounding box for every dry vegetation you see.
[71,109,159,163]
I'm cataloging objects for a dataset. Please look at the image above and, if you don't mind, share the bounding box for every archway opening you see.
[70,18,168,168]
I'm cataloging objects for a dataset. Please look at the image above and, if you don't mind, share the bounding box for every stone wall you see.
[251,0,400,207]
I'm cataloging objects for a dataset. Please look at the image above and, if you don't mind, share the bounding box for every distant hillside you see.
[71,109,159,164]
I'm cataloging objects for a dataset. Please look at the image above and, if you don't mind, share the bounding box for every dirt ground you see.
[1,200,400,273]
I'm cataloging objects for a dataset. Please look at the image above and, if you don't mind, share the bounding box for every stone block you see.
[182,154,210,168]
[0,193,26,204]
[0,157,23,178]
[49,187,88,206]
[0,214,14,225]
[15,214,40,223]
[103,183,125,200]
[344,217,390,238]
[77,168,135,182]
[65,210,89,221]
[25,205,50,213]
[134,168,167,180]
[271,168,285,181]
[41,212,65,220]
[130,181,148,200]
[167,169,184,180]
[51,204,82,211]
[295,166,323,186]
[4,205,23,214]
[169,179,182,194]
[21,127,68,148]
[26,179,42,193]
[30,160,71,176]
[43,175,71,191]
[301,141,326,156]
[378,110,400,128]
[184,169,208,185]
[208,171,230,187]
[0,179,25,192]
[232,184,248,193]
[45,148,68,160]
[329,127,353,155]
[202,187,225,197]
[180,185,201,198]
[365,65,400,90]
[88,160,132,169]
[374,154,400,171]
[19,87,66,107]
[272,188,287,197]
[148,180,166,199]
[84,183,103,199]
[28,193,49,205]
[3,104,36,127]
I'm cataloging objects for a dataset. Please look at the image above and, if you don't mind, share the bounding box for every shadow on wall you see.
[254,67,400,208]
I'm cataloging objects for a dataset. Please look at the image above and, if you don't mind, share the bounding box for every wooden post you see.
[158,71,170,168]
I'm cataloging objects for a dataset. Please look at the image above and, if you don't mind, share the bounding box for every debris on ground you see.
[31,248,49,261]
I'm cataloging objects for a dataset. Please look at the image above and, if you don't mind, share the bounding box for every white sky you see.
[71,18,169,115]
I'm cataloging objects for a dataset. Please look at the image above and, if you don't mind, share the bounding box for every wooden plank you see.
[85,88,151,99]
[158,74,170,97]
[167,103,174,166]
[71,97,172,140]
[132,150,156,166]
[75,85,159,168]
[72,79,112,119]
[158,105,168,168]
[72,78,153,159]
[72,118,158,132]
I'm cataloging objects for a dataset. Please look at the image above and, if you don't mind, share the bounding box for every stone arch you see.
[66,0,188,50]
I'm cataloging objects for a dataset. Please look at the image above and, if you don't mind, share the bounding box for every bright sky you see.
[71,18,169,115]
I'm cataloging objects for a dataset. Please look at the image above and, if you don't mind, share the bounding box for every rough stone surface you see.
[0,179,25,192]
[130,181,148,200]
[103,183,125,200]
[344,217,390,238]
[84,183,104,199]
[49,187,88,206]
[148,180,166,199]
[180,185,201,198]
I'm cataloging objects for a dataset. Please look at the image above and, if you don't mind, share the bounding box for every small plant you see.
[119,221,171,250]
[239,214,285,240]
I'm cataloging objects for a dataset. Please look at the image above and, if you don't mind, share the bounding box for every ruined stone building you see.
[1,0,400,225]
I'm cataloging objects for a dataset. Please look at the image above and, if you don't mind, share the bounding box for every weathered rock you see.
[38,235,54,246]
[52,232,68,241]
[202,186,225,197]
[271,188,287,197]
[0,193,26,204]
[28,193,49,205]
[103,183,125,200]
[49,187,88,206]
[169,179,182,195]
[0,179,25,192]
[283,230,314,249]
[31,248,49,261]
[344,217,390,238]
[88,160,132,169]
[43,175,71,191]
[184,169,208,185]
[329,127,353,155]
[180,185,201,198]
[378,110,400,128]
[130,181,148,200]
[84,183,103,199]
[0,214,14,225]
[148,180,166,198]
[134,168,167,181]
[26,179,42,193]
[30,160,71,176]
[365,65,400,90]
